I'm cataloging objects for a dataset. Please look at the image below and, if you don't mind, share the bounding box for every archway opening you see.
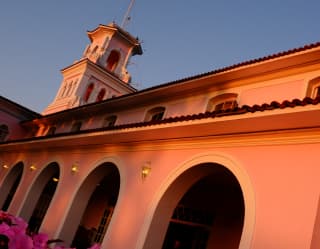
[84,83,94,102]
[0,162,23,211]
[144,163,245,249]
[59,162,120,248]
[106,50,120,72]
[19,162,60,233]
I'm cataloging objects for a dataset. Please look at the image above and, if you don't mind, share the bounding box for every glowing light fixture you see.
[29,165,37,171]
[71,162,79,174]
[52,177,59,182]
[2,164,9,169]
[141,162,151,180]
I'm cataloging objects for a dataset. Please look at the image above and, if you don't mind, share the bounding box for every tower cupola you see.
[83,22,142,83]
[43,22,142,115]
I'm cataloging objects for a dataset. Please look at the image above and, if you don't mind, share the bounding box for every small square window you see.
[151,112,164,121]
[71,122,82,132]
[103,116,117,127]
[47,126,56,135]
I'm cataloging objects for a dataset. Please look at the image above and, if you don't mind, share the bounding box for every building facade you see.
[1,22,320,249]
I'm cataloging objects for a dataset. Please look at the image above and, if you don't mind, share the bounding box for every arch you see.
[0,124,9,142]
[46,126,56,136]
[306,76,320,98]
[91,45,99,55]
[0,162,23,211]
[60,84,67,98]
[207,93,238,112]
[102,115,117,128]
[58,162,121,247]
[71,121,82,132]
[65,81,73,97]
[106,50,120,72]
[145,106,166,122]
[138,154,255,249]
[19,162,60,233]
[96,88,106,102]
[84,83,94,102]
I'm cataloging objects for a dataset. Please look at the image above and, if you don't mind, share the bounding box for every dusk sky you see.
[1,0,320,112]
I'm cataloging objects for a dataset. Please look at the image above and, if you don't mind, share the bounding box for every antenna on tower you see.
[121,0,136,29]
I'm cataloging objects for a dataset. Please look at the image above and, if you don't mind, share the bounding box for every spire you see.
[121,0,136,29]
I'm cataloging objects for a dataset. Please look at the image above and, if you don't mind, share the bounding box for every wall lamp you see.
[71,162,79,174]
[29,164,37,171]
[141,162,151,180]
[2,164,9,170]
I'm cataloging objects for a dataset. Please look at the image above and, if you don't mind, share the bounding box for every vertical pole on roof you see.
[121,0,136,29]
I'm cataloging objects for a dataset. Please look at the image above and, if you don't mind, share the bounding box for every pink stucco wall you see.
[2,138,318,249]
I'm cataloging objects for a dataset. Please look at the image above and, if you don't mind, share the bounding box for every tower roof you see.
[87,22,142,56]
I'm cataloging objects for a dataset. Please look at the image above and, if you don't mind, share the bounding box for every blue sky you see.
[1,0,320,112]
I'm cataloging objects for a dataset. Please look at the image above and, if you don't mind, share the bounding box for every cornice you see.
[3,105,320,153]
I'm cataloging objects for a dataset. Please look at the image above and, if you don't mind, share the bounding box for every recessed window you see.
[84,83,94,102]
[71,121,82,132]
[92,45,99,55]
[96,88,106,102]
[103,115,117,128]
[65,81,73,97]
[0,124,9,142]
[60,84,67,98]
[306,76,320,98]
[106,50,120,72]
[146,107,166,122]
[207,93,238,112]
[47,126,56,136]
[315,87,320,97]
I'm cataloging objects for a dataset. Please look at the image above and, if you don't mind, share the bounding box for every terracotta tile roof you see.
[2,96,320,145]
[114,96,320,129]
[0,95,41,118]
[143,41,320,90]
[35,41,320,121]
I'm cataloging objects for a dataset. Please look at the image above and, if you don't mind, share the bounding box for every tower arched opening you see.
[84,83,94,102]
[106,50,120,72]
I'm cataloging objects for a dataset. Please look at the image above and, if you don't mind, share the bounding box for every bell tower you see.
[43,22,142,115]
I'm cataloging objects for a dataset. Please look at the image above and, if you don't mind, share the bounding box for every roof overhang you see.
[2,105,320,152]
[87,23,142,56]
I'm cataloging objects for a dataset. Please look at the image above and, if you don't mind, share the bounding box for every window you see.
[106,50,120,72]
[92,45,98,55]
[47,126,56,136]
[96,88,106,102]
[146,107,166,122]
[65,81,73,97]
[71,121,82,132]
[0,124,9,141]
[60,85,67,98]
[306,77,320,98]
[103,115,117,128]
[84,83,94,102]
[207,93,238,112]
[315,87,320,97]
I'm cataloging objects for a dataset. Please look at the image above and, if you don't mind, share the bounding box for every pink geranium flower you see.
[88,244,101,249]
[33,233,49,249]
[0,211,101,249]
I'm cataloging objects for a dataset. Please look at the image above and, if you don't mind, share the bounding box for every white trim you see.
[136,153,255,249]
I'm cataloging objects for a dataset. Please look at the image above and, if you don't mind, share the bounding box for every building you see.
[1,21,320,249]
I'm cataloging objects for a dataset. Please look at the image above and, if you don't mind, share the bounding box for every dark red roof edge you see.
[2,96,320,145]
[0,95,41,118]
[141,41,320,92]
[33,41,320,121]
